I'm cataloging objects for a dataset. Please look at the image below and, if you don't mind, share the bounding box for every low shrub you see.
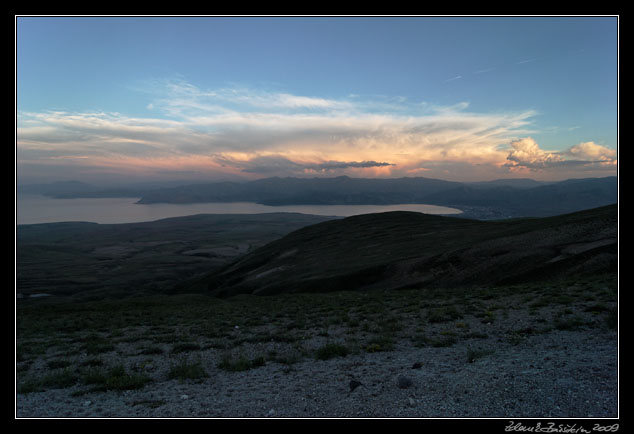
[315,343,349,360]
[217,354,267,371]
[82,364,150,391]
[168,358,208,381]
[466,347,495,363]
[19,368,79,393]
[171,342,201,354]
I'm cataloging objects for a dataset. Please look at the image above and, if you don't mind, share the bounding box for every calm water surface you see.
[16,194,462,225]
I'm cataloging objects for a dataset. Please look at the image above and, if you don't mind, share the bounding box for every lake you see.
[16,194,462,225]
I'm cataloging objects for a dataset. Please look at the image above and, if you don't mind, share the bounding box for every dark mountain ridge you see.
[18,176,618,220]
[135,176,462,206]
[191,204,617,297]
[19,175,618,219]
[136,175,617,218]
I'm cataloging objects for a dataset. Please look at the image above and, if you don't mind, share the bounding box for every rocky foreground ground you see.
[16,277,618,419]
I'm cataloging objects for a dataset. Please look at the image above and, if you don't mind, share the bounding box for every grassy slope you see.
[16,213,337,300]
[199,205,617,297]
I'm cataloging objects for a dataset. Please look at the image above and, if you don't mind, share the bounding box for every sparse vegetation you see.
[480,310,496,324]
[130,399,166,409]
[82,334,116,355]
[466,347,495,363]
[217,353,267,372]
[17,261,616,412]
[46,359,72,369]
[81,364,151,392]
[315,343,349,360]
[429,335,459,348]
[19,368,79,394]
[365,334,395,352]
[168,358,208,381]
[606,308,618,330]
[81,358,104,367]
[554,316,587,331]
[171,342,201,354]
[138,345,164,355]
[428,306,463,323]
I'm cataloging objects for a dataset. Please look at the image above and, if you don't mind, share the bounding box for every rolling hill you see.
[192,204,618,297]
[16,213,336,299]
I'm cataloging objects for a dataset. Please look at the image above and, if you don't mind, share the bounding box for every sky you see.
[16,16,618,185]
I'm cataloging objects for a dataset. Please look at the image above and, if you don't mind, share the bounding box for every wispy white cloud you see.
[143,78,354,119]
[444,75,462,83]
[16,79,615,182]
[516,57,538,65]
[473,67,496,75]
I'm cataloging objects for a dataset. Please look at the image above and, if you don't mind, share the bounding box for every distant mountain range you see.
[187,204,617,298]
[17,180,152,199]
[18,175,617,219]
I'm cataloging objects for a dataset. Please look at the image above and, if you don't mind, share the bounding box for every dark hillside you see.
[17,213,336,299]
[198,204,617,297]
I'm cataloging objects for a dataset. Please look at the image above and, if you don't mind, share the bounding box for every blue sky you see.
[16,16,618,184]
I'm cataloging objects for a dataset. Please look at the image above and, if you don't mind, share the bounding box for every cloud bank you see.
[17,78,617,183]
[221,155,394,174]
[504,137,617,171]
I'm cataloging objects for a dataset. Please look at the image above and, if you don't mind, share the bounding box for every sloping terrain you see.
[198,204,617,297]
[16,213,336,300]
